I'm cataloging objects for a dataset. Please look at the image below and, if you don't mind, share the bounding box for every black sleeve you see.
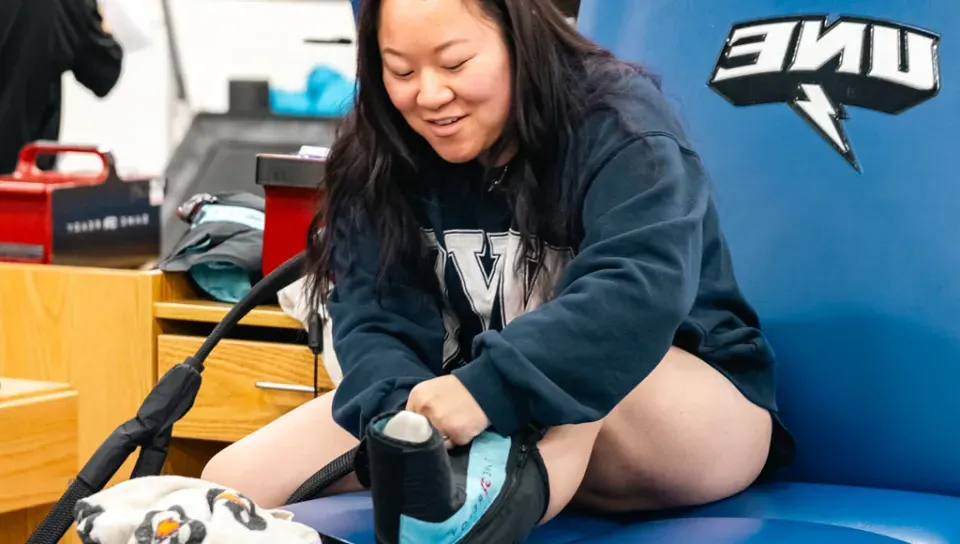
[0,0,25,51]
[58,0,124,97]
[327,218,446,439]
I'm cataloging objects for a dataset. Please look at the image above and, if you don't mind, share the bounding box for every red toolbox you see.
[255,148,327,275]
[0,142,162,267]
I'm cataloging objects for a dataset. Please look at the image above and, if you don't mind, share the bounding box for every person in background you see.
[0,0,122,174]
[204,0,795,528]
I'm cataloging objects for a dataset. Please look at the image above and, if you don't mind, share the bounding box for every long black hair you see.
[305,0,643,309]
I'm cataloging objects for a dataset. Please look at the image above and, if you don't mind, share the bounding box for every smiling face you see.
[378,0,513,164]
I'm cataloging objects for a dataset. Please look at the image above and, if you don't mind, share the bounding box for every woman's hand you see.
[406,375,490,448]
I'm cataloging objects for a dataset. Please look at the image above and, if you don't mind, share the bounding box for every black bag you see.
[159,192,266,303]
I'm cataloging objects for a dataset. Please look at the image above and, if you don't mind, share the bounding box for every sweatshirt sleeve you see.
[452,133,709,435]
[327,220,445,439]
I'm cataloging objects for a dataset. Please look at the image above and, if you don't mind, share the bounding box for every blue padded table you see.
[294,0,960,542]
[286,483,960,543]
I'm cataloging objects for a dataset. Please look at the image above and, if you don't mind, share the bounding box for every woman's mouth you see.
[427,115,467,136]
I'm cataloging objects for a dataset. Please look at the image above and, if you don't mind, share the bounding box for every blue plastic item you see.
[269,65,356,117]
[287,0,960,542]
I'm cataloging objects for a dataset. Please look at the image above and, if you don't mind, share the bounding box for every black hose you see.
[26,252,309,543]
[25,478,95,544]
[285,445,362,504]
[193,252,306,364]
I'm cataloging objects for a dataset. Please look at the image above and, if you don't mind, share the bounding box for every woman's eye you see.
[388,68,414,78]
[444,59,469,71]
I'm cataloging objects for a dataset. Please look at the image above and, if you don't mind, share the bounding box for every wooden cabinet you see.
[152,269,333,461]
[0,379,78,514]
[0,263,157,543]
[0,263,157,486]
[0,263,331,542]
[156,335,331,442]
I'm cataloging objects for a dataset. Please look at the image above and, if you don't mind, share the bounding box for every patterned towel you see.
[74,475,321,543]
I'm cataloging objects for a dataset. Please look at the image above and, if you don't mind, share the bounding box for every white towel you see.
[74,475,321,543]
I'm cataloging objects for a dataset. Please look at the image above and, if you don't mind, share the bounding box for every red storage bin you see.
[255,151,326,275]
[0,142,162,267]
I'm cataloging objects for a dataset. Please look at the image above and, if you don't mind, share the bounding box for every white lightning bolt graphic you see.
[789,83,861,173]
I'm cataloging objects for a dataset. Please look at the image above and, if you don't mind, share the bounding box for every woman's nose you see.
[416,70,455,110]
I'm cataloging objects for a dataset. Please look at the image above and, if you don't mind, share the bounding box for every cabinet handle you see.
[255,382,314,393]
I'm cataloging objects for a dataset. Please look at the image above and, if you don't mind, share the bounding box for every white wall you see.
[58,0,357,176]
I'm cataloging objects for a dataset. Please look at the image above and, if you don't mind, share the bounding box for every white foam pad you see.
[381,411,433,444]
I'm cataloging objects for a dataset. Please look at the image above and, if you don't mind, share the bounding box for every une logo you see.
[708,15,941,172]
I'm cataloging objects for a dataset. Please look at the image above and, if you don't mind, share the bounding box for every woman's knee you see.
[200,440,249,490]
[200,447,229,484]
[198,391,361,507]
[197,425,290,506]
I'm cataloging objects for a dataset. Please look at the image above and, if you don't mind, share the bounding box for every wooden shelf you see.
[152,270,303,329]
[154,299,302,329]
[0,378,71,403]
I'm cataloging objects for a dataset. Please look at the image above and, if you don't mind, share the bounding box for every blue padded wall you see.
[578,0,960,497]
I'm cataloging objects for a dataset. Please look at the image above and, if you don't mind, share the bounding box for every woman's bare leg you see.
[200,391,362,509]
[537,347,773,523]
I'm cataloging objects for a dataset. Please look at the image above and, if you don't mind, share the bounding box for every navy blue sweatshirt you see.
[327,73,783,443]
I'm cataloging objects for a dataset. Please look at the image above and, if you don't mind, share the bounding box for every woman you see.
[202,0,795,525]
